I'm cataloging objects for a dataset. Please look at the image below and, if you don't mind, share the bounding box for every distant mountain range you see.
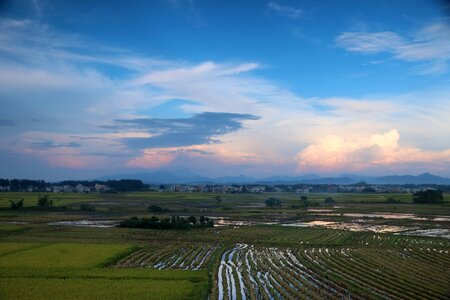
[98,171,450,185]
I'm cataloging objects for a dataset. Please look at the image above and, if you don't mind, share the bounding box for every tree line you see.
[118,215,214,229]
[0,179,147,192]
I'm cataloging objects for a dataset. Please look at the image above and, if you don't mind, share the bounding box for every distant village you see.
[0,179,448,194]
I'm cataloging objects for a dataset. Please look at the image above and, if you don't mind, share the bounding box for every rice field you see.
[0,242,210,299]
[116,243,221,270]
[0,191,449,299]
[0,193,102,208]
[0,243,131,268]
[214,243,450,300]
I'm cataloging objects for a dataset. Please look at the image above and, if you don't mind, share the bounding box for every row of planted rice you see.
[215,243,450,300]
[116,243,221,270]
[264,226,450,248]
[216,244,356,300]
[298,247,450,300]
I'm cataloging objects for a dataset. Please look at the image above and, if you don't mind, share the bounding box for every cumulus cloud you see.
[336,22,450,74]
[296,129,450,172]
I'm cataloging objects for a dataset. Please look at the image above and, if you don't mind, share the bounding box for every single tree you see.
[324,197,335,205]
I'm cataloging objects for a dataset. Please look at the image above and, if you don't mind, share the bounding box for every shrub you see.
[148,205,170,213]
[37,195,53,207]
[9,199,24,210]
[80,204,96,211]
[386,197,400,204]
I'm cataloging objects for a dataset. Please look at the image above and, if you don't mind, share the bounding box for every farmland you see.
[0,191,449,299]
[0,242,208,300]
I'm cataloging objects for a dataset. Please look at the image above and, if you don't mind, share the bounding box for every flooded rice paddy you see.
[48,219,120,228]
[44,215,450,239]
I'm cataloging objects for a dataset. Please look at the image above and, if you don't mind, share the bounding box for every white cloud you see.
[267,2,303,19]
[2,17,450,177]
[336,22,450,75]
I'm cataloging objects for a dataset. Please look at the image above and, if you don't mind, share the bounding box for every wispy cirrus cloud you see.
[336,22,450,75]
[267,1,303,19]
[31,140,82,149]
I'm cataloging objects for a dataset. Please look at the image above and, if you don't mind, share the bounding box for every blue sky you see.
[1,0,450,180]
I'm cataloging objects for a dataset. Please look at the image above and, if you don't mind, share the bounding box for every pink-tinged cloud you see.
[126,144,264,170]
[296,129,450,172]
[47,155,107,169]
[126,148,178,168]
[21,144,109,169]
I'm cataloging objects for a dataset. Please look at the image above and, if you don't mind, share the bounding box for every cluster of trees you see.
[8,195,56,210]
[0,179,147,193]
[412,189,444,203]
[324,197,335,205]
[0,179,49,191]
[265,197,282,208]
[119,215,214,229]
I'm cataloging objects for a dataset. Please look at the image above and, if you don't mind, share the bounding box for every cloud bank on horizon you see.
[0,0,450,180]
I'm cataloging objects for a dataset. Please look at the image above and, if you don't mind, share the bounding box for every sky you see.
[1,0,450,180]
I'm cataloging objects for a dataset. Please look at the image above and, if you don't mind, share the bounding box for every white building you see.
[76,184,91,193]
[0,186,10,192]
[95,184,110,192]
[53,186,65,193]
